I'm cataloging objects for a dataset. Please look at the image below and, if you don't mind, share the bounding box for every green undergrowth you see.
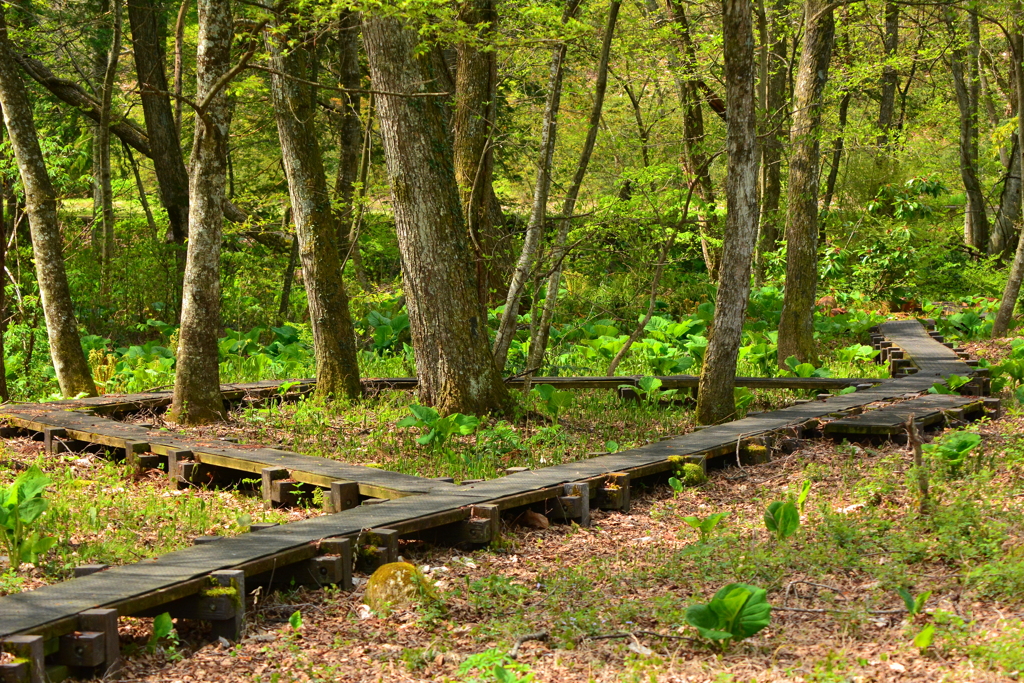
[0,448,290,595]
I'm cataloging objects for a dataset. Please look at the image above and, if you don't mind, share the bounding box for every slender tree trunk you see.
[821,88,850,217]
[122,142,159,239]
[267,21,362,400]
[363,12,509,415]
[0,127,7,401]
[754,0,789,285]
[993,135,1022,259]
[345,96,373,290]
[947,9,990,252]
[993,24,1024,338]
[492,0,581,372]
[128,0,192,246]
[333,11,362,236]
[527,0,621,376]
[696,0,760,425]
[454,0,501,311]
[777,0,834,365]
[98,0,121,297]
[0,8,96,398]
[169,0,232,424]
[876,0,898,154]
[668,0,720,280]
[174,0,188,136]
[278,217,298,326]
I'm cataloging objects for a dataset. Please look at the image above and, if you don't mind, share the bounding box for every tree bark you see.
[332,10,362,235]
[993,24,1024,338]
[492,0,581,372]
[754,0,789,285]
[992,135,1022,259]
[98,0,121,296]
[169,0,232,424]
[128,0,192,245]
[267,20,362,400]
[174,0,189,135]
[821,88,850,217]
[527,0,621,376]
[123,142,159,239]
[0,8,96,398]
[876,0,898,151]
[0,127,7,401]
[946,9,989,253]
[777,0,834,365]
[363,11,509,415]
[696,0,760,425]
[453,0,501,311]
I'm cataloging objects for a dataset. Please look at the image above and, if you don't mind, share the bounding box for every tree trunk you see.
[333,10,362,238]
[278,216,297,325]
[777,0,834,365]
[821,88,850,217]
[169,0,232,424]
[876,0,898,151]
[992,135,1022,259]
[267,20,362,400]
[98,0,121,297]
[696,0,760,425]
[363,12,509,415]
[492,0,581,371]
[174,0,188,135]
[128,0,191,245]
[993,24,1024,338]
[754,0,789,285]
[947,9,989,253]
[123,142,159,239]
[453,0,501,311]
[0,127,7,401]
[667,0,720,280]
[0,8,96,398]
[527,0,620,376]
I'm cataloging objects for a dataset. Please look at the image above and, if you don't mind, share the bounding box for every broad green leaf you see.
[289,610,303,629]
[764,501,799,539]
[684,604,733,641]
[914,624,935,650]
[17,497,48,525]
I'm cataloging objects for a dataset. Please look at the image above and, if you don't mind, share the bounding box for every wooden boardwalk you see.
[0,318,995,680]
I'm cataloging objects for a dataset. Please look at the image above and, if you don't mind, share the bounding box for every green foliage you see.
[396,405,480,449]
[913,624,935,652]
[922,431,982,477]
[289,610,303,630]
[682,512,729,543]
[458,648,535,683]
[897,587,931,616]
[780,356,832,379]
[146,612,176,654]
[834,344,879,364]
[530,384,574,422]
[797,480,812,514]
[764,501,800,541]
[927,374,972,395]
[685,583,772,648]
[733,387,755,413]
[867,177,947,220]
[0,466,57,570]
[623,376,679,404]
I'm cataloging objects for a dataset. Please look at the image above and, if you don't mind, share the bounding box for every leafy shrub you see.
[0,466,57,569]
[922,431,982,477]
[764,501,800,541]
[397,405,480,449]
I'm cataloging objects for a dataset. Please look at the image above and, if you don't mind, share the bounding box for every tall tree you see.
[876,1,898,154]
[363,11,509,415]
[777,0,834,364]
[696,0,760,424]
[332,10,363,238]
[491,0,582,371]
[267,17,362,400]
[128,0,192,245]
[0,7,96,398]
[946,8,990,252]
[992,135,1022,258]
[453,0,502,310]
[754,0,789,284]
[993,23,1024,338]
[169,0,232,424]
[527,0,621,375]
[97,0,122,294]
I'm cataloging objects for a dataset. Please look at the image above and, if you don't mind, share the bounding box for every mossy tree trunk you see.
[267,18,362,400]
[363,12,509,415]
[696,0,760,425]
[169,0,232,424]
[0,7,96,398]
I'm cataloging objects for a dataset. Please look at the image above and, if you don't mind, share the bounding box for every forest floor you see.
[2,341,1021,681]
[107,406,1024,682]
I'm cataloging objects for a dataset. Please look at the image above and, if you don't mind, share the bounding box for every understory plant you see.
[397,405,480,451]
[922,431,982,477]
[685,583,772,649]
[0,466,57,570]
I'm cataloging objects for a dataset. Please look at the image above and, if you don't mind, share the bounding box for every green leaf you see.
[13,467,50,502]
[289,610,302,630]
[914,624,935,651]
[668,477,683,493]
[700,512,728,535]
[681,515,701,530]
[797,481,812,513]
[408,404,439,426]
[604,441,618,453]
[685,604,734,641]
[764,501,799,539]
[452,414,481,435]
[896,587,916,614]
[147,612,175,653]
[16,497,48,525]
